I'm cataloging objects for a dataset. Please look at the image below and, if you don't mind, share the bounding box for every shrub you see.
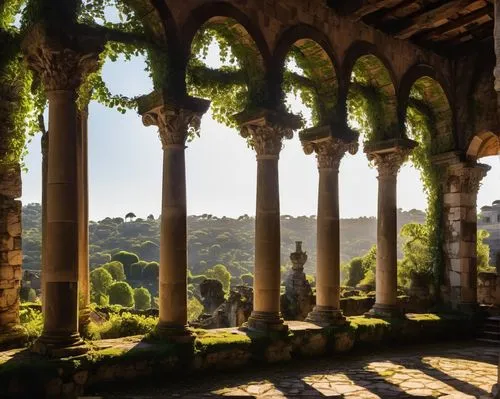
[205,264,231,293]
[19,305,43,342]
[134,287,152,310]
[130,261,148,280]
[92,312,157,339]
[90,267,114,294]
[102,261,126,281]
[143,262,159,281]
[111,251,140,279]
[20,287,37,302]
[346,257,364,287]
[188,297,204,321]
[108,281,134,308]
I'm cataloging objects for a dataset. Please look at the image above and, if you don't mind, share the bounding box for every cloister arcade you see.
[0,0,499,358]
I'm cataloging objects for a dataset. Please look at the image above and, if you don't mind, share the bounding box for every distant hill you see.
[21,203,425,276]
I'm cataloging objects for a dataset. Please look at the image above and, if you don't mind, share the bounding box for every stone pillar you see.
[301,130,358,326]
[236,110,298,332]
[41,131,48,313]
[140,95,209,339]
[0,165,26,347]
[365,140,415,318]
[441,162,489,311]
[23,26,102,356]
[77,107,90,329]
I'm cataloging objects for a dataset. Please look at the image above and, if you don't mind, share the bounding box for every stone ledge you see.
[0,315,477,398]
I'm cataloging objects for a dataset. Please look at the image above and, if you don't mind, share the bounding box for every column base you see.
[365,303,402,319]
[32,332,88,358]
[243,311,288,333]
[153,322,195,344]
[306,306,346,327]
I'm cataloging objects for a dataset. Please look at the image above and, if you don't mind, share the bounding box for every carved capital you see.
[446,163,489,194]
[303,138,358,170]
[367,148,411,177]
[240,123,293,157]
[142,105,203,148]
[23,25,102,91]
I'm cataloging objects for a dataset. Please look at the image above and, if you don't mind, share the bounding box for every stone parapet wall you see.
[0,315,477,397]
[0,165,24,344]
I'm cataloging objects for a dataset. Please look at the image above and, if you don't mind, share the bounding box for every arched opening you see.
[400,74,453,290]
[182,15,268,309]
[275,33,340,278]
[469,132,500,300]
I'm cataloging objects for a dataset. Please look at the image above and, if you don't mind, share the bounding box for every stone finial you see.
[22,25,102,91]
[142,105,204,147]
[290,241,308,272]
[303,137,358,170]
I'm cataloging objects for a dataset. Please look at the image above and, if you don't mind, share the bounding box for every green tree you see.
[130,261,148,280]
[108,281,134,307]
[345,257,364,287]
[143,261,159,280]
[134,287,152,310]
[102,261,126,281]
[187,297,204,321]
[205,264,231,293]
[358,245,377,287]
[111,251,139,278]
[90,267,114,294]
[477,229,491,272]
[125,212,136,222]
[398,223,432,287]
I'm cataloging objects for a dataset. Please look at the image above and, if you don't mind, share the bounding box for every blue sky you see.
[20,50,500,221]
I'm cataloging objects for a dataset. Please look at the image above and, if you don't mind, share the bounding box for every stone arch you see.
[181,2,270,69]
[399,64,454,152]
[466,131,500,160]
[343,41,399,140]
[181,3,271,116]
[271,24,339,125]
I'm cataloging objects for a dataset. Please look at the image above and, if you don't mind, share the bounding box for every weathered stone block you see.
[0,234,13,251]
[0,166,21,199]
[7,250,22,265]
[0,265,14,280]
[449,271,461,287]
[0,287,19,308]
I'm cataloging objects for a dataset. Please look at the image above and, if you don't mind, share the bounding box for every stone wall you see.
[0,165,25,346]
[478,272,499,305]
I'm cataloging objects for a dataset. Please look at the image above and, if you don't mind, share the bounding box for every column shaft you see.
[40,89,81,346]
[375,174,398,310]
[316,167,340,310]
[41,132,48,314]
[253,155,281,315]
[77,108,90,328]
[159,145,187,328]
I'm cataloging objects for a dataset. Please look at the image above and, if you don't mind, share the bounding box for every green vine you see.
[187,20,267,127]
[406,98,444,293]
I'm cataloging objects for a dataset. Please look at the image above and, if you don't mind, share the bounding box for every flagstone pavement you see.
[86,341,499,398]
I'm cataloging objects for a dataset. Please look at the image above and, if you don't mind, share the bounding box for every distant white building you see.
[478,200,500,269]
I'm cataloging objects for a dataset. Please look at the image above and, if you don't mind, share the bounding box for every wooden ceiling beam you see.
[438,19,493,46]
[326,0,401,19]
[416,5,492,41]
[394,0,474,39]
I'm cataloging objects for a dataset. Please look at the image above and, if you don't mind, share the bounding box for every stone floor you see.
[86,341,499,398]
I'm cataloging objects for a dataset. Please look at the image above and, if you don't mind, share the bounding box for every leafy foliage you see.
[133,287,151,310]
[108,281,134,307]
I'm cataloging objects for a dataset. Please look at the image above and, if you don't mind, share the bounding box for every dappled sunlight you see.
[422,356,497,394]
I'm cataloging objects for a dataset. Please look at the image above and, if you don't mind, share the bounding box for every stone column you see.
[41,131,48,313]
[441,162,489,311]
[0,165,26,347]
[236,110,298,332]
[77,106,90,329]
[301,133,358,326]
[365,141,414,318]
[23,26,101,356]
[140,95,209,339]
